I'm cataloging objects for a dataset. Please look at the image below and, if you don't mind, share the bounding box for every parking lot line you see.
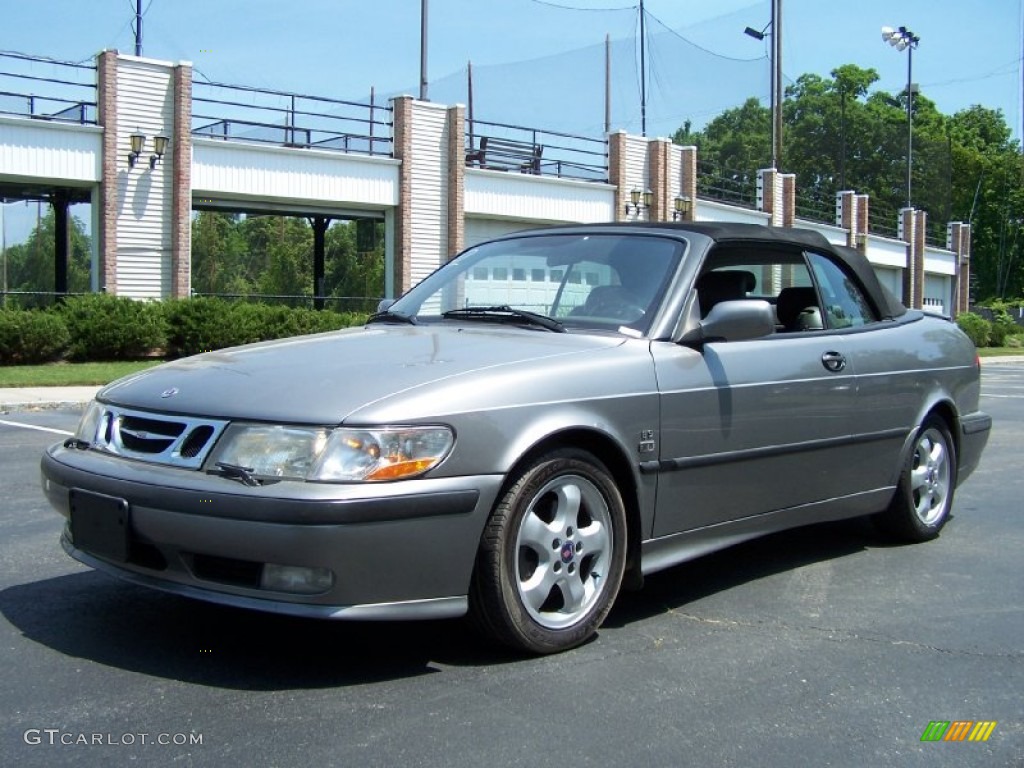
[0,418,73,436]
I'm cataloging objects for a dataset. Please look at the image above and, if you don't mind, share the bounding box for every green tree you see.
[242,216,313,299]
[190,211,251,295]
[672,65,1024,301]
[3,207,90,302]
[324,220,384,300]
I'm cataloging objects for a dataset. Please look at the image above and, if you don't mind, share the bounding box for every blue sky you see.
[1,0,1021,242]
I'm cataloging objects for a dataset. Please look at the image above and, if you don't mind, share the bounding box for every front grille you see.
[118,415,183,453]
[89,405,228,469]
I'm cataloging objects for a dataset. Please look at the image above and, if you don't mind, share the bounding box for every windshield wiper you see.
[443,306,565,333]
[210,462,262,487]
[367,309,417,325]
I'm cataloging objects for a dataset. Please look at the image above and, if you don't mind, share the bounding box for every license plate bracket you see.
[70,489,130,563]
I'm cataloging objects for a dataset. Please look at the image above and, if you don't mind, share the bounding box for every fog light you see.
[260,564,334,594]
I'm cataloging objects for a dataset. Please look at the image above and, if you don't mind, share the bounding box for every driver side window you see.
[696,249,821,332]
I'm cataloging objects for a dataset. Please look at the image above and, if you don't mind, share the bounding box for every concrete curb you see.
[0,386,100,413]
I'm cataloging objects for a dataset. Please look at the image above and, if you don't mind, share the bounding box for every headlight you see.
[76,400,105,443]
[208,424,454,483]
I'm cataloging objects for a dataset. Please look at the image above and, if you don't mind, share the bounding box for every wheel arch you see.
[890,398,961,489]
[499,427,645,591]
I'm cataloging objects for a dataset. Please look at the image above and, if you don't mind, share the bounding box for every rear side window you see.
[807,251,878,328]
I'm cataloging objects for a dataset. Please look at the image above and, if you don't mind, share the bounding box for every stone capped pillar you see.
[609,131,654,222]
[649,138,670,222]
[899,208,926,309]
[390,96,458,294]
[665,144,697,222]
[948,221,972,316]
[99,52,192,299]
[856,194,870,252]
[758,169,782,226]
[781,173,796,228]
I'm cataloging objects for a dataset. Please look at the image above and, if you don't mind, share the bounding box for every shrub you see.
[165,299,367,358]
[988,309,1019,347]
[164,298,256,357]
[956,312,990,348]
[0,309,70,364]
[59,293,166,361]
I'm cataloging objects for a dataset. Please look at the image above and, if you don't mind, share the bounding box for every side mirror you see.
[376,298,396,313]
[680,299,776,344]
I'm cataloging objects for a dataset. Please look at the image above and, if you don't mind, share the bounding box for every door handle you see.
[821,351,847,373]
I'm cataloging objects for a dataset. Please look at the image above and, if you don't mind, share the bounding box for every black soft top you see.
[525,221,909,320]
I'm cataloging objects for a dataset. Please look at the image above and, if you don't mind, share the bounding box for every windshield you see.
[388,233,684,335]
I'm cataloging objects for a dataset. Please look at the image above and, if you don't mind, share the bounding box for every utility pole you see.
[420,0,429,100]
[772,0,782,170]
[135,0,143,56]
[639,0,646,136]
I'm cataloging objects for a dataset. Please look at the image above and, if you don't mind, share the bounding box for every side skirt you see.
[640,488,894,576]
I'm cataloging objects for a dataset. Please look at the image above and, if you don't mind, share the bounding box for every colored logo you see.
[920,721,997,742]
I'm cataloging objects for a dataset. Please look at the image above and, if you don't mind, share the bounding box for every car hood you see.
[99,325,628,424]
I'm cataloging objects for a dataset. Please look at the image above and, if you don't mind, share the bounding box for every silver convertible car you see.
[42,223,991,654]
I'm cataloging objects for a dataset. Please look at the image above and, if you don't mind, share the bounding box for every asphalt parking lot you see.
[1,365,1022,768]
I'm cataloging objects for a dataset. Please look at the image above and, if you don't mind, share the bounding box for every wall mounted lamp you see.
[673,196,692,221]
[624,188,652,216]
[150,134,169,169]
[128,132,170,169]
[128,131,146,167]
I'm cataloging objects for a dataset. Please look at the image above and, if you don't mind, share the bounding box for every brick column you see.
[608,132,628,222]
[781,174,796,228]
[856,194,870,253]
[649,138,670,222]
[679,146,697,221]
[949,221,972,315]
[445,105,465,259]
[837,190,856,246]
[914,210,927,310]
[391,96,413,293]
[899,208,925,309]
[97,50,118,293]
[170,62,192,298]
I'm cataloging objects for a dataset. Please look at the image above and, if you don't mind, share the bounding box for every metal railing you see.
[695,157,757,209]
[465,119,607,182]
[192,81,392,157]
[867,210,900,239]
[794,189,836,225]
[0,51,97,124]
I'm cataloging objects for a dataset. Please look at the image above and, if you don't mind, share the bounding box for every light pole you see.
[882,25,920,209]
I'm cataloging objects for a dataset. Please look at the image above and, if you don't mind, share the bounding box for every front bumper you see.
[42,444,504,619]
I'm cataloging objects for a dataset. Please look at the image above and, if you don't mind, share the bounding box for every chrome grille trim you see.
[87,405,229,469]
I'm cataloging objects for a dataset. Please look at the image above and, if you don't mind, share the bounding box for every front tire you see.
[874,416,957,542]
[470,449,627,654]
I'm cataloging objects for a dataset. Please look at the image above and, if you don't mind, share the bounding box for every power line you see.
[528,0,637,11]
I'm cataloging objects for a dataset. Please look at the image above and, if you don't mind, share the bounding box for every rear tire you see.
[874,416,957,542]
[470,449,627,654]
